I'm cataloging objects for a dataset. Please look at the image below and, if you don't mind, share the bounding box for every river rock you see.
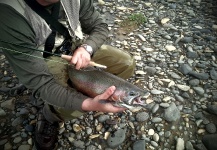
[133,140,145,150]
[107,128,126,148]
[202,134,217,150]
[205,123,216,133]
[164,102,180,122]
[136,112,149,122]
[176,138,184,150]
[207,105,217,115]
[179,64,192,75]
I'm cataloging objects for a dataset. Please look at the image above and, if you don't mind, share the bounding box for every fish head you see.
[111,88,150,109]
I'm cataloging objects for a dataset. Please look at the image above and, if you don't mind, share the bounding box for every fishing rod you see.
[0,39,107,68]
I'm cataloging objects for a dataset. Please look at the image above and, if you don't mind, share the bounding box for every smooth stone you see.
[20,132,28,138]
[175,94,184,102]
[188,71,209,80]
[0,108,6,116]
[179,64,192,75]
[13,137,22,144]
[1,99,15,110]
[212,25,217,30]
[205,123,216,134]
[186,51,198,58]
[176,84,190,91]
[133,140,145,150]
[12,117,24,127]
[98,115,110,123]
[193,87,205,96]
[207,105,217,115]
[202,134,217,150]
[150,140,158,147]
[210,68,217,80]
[165,45,176,51]
[181,92,190,99]
[18,145,31,150]
[148,129,155,136]
[168,72,181,79]
[151,117,162,123]
[19,108,29,115]
[160,103,170,108]
[181,37,193,43]
[4,142,12,150]
[73,140,85,149]
[185,141,194,150]
[25,125,34,132]
[144,66,157,75]
[152,104,159,114]
[164,102,180,122]
[194,143,208,150]
[151,89,164,95]
[176,138,185,150]
[188,79,200,86]
[164,131,171,138]
[136,112,149,122]
[0,139,8,146]
[107,128,126,148]
[153,133,159,142]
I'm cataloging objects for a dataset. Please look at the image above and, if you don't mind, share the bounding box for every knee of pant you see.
[122,56,136,71]
[116,57,136,79]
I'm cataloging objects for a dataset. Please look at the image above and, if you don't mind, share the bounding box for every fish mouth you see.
[115,91,150,109]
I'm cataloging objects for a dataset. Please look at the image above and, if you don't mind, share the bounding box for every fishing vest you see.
[0,0,83,46]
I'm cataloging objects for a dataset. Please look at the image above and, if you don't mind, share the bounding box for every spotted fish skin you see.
[68,65,149,107]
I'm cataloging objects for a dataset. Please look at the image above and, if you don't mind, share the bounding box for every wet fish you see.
[68,65,150,109]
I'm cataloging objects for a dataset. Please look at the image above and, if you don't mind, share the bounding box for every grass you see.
[120,13,147,27]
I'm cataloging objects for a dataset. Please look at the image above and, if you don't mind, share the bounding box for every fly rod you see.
[0,39,107,69]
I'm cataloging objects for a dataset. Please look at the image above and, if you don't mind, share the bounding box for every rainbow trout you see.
[68,66,150,109]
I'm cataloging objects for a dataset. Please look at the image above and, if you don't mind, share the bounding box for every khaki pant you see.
[45,44,135,121]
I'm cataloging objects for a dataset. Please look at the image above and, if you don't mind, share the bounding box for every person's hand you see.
[70,47,91,69]
[81,86,126,113]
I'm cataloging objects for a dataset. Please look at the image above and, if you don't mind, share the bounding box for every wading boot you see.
[34,106,61,150]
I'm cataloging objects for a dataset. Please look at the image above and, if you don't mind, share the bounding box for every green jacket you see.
[0,0,109,111]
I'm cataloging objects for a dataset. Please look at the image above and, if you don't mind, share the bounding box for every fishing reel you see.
[55,38,72,55]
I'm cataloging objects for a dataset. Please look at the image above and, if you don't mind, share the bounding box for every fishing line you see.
[0,39,68,65]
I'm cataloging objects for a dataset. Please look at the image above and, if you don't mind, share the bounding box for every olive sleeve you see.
[79,0,109,53]
[0,4,88,111]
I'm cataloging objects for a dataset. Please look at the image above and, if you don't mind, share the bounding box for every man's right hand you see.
[81,86,126,113]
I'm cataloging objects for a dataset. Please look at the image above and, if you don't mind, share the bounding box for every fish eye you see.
[129,91,136,96]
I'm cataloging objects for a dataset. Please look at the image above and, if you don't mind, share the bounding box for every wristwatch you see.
[80,44,93,56]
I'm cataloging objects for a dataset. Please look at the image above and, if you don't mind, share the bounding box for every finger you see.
[101,103,126,113]
[97,86,116,100]
[75,58,82,70]
[71,55,78,65]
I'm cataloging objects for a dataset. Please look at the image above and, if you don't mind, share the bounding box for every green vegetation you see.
[120,13,147,27]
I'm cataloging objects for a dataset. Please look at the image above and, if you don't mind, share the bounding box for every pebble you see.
[12,117,24,127]
[4,142,12,150]
[13,137,22,144]
[18,145,31,150]
[185,141,194,150]
[148,129,155,136]
[107,128,126,148]
[164,102,180,122]
[0,108,6,116]
[207,105,217,115]
[132,140,145,150]
[136,112,149,122]
[176,138,185,150]
[0,139,8,146]
[205,123,216,134]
